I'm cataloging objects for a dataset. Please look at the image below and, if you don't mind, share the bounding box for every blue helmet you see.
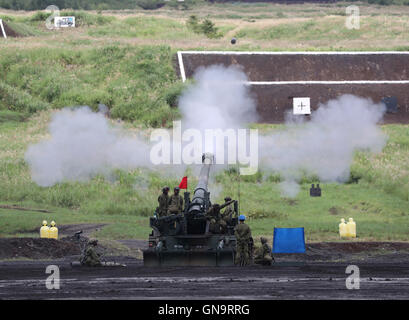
[239,214,246,221]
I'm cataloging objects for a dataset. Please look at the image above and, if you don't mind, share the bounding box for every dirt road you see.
[1,259,408,299]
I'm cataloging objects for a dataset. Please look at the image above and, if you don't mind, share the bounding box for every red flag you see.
[179,176,188,189]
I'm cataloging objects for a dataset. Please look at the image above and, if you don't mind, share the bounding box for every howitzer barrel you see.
[188,153,214,215]
[219,199,235,210]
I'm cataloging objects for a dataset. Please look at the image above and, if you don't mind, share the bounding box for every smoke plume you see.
[260,94,387,197]
[179,65,257,131]
[25,107,151,187]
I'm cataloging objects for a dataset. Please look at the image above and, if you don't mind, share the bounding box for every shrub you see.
[136,0,166,10]
[186,15,222,39]
[30,11,50,22]
[200,18,220,38]
[163,82,187,108]
[186,15,201,33]
[0,81,50,113]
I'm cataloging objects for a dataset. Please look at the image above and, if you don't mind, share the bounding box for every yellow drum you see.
[339,218,347,238]
[40,220,50,238]
[346,218,356,238]
[49,221,58,239]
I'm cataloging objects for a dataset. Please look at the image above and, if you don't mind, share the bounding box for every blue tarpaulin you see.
[273,227,306,253]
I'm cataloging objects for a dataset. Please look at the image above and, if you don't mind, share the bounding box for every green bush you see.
[186,15,222,39]
[368,0,393,5]
[0,81,50,113]
[200,18,221,39]
[163,82,187,108]
[166,0,203,10]
[0,15,14,22]
[136,0,165,10]
[29,11,50,22]
[186,15,201,33]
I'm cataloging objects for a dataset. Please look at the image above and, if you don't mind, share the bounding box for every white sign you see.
[293,97,311,115]
[55,16,75,28]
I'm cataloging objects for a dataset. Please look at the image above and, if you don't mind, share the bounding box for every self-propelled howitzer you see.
[143,153,239,266]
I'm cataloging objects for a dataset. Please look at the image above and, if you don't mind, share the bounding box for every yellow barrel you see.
[40,220,50,238]
[339,218,347,238]
[49,221,58,239]
[347,218,356,238]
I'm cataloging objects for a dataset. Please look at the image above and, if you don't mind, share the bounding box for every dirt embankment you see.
[0,238,80,260]
[1,237,409,263]
[0,21,21,38]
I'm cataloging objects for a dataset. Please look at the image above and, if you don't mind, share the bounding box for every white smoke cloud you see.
[260,94,387,197]
[179,64,257,131]
[25,107,151,187]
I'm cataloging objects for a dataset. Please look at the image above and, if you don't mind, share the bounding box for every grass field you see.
[0,3,408,243]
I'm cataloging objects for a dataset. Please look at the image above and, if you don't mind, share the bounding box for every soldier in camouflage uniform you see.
[157,186,170,217]
[80,239,102,267]
[220,197,234,233]
[234,215,252,266]
[207,203,222,234]
[168,187,183,215]
[254,237,273,266]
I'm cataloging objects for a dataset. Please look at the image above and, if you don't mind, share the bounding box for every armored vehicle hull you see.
[143,234,236,267]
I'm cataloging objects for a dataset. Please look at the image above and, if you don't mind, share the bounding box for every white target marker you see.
[293,97,311,115]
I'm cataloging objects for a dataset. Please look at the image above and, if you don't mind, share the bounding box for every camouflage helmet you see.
[162,186,170,192]
[260,237,267,244]
[89,239,98,246]
[224,196,232,202]
[174,187,180,192]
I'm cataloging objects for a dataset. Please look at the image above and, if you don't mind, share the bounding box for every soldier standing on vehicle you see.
[80,239,102,267]
[254,237,273,265]
[157,186,170,217]
[234,214,252,266]
[207,203,222,234]
[221,197,234,222]
[168,187,183,215]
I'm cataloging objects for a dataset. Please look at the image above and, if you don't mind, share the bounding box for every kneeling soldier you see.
[80,239,102,267]
[254,237,274,266]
